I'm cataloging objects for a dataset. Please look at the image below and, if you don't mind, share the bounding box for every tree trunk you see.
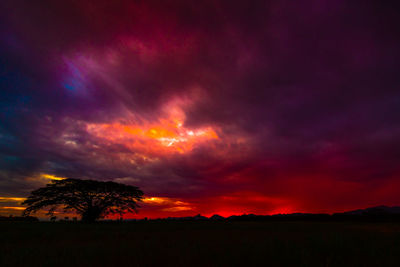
[81,207,102,222]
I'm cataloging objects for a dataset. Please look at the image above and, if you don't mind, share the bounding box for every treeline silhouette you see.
[147,206,400,222]
[0,215,39,222]
[3,205,400,223]
[223,213,400,222]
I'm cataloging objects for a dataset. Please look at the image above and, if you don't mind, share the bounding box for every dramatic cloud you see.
[1,0,400,218]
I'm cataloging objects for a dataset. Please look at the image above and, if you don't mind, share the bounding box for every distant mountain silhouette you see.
[6,206,400,222]
[210,214,225,220]
[340,205,400,215]
[193,214,208,220]
[142,206,400,222]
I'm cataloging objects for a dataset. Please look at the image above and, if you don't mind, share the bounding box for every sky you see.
[1,0,400,219]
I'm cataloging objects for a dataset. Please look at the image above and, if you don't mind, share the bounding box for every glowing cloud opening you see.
[41,174,66,181]
[86,100,219,155]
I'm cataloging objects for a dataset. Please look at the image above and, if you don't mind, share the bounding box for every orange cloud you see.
[162,206,192,212]
[86,101,218,155]
[142,197,170,204]
[0,197,26,202]
[1,207,25,210]
[41,174,66,181]
[142,196,193,213]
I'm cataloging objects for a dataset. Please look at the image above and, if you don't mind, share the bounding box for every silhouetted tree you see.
[22,178,144,222]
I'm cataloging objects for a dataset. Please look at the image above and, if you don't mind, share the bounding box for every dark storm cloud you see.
[1,0,400,215]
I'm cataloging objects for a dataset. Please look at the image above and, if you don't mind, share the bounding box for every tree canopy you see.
[22,178,144,222]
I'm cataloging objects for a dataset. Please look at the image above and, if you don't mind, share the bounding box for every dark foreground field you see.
[2,221,400,267]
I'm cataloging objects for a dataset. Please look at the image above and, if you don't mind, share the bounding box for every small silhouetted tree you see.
[22,178,144,222]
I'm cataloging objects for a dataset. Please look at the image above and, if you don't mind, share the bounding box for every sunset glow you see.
[1,0,400,219]
[141,196,193,215]
[1,207,25,210]
[0,197,26,202]
[86,119,218,154]
[41,174,66,181]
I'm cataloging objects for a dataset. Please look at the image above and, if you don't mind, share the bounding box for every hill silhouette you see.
[141,206,400,222]
[4,206,400,222]
[341,205,400,215]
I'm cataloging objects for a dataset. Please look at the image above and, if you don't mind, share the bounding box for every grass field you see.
[1,221,400,266]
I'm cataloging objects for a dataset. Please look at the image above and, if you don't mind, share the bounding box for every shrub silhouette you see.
[22,178,143,222]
